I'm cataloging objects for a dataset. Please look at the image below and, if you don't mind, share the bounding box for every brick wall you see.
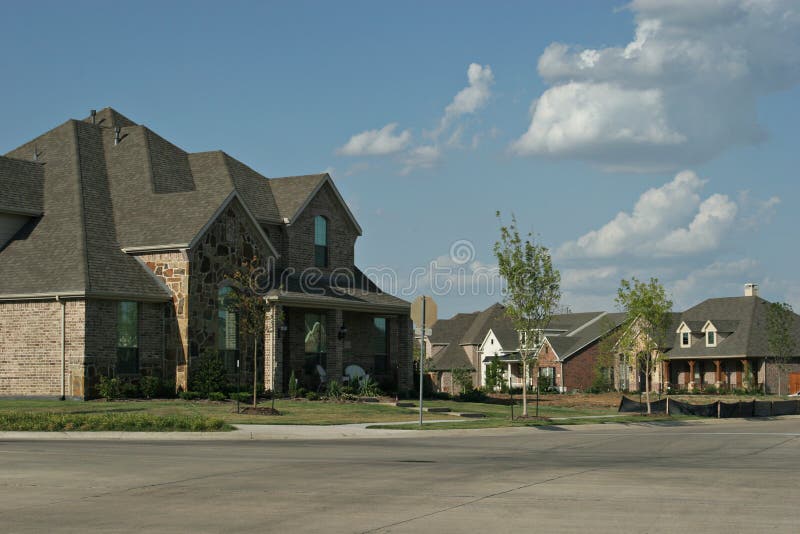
[562,342,601,391]
[0,299,86,398]
[138,250,189,390]
[282,182,357,274]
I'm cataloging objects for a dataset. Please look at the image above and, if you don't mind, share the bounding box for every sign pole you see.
[419,296,425,427]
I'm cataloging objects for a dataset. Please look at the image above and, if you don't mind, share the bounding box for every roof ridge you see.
[69,120,91,293]
[564,311,606,337]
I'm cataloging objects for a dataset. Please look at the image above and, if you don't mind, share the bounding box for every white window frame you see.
[706,330,717,347]
[681,331,690,347]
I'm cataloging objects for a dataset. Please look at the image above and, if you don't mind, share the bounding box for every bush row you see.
[0,412,230,432]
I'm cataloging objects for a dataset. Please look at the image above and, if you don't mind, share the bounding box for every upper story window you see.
[681,332,690,347]
[117,301,139,374]
[314,216,328,268]
[706,330,716,347]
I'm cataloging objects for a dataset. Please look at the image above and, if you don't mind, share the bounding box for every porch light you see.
[279,322,288,336]
[338,325,348,340]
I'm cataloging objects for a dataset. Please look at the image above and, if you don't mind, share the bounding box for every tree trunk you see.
[645,359,651,415]
[521,359,528,417]
[253,338,258,408]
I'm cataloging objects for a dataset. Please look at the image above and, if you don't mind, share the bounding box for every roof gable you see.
[270,173,362,235]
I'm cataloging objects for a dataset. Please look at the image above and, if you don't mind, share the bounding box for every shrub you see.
[326,380,342,400]
[358,376,382,397]
[433,391,451,400]
[305,391,320,401]
[140,376,161,399]
[179,391,202,401]
[227,391,251,403]
[459,388,488,403]
[452,368,474,395]
[208,391,226,402]
[191,350,228,397]
[288,370,299,398]
[97,376,121,401]
[0,412,230,432]
[120,380,142,399]
[703,384,718,395]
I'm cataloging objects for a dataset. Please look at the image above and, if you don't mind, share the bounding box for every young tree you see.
[484,356,506,392]
[767,302,797,395]
[226,257,270,408]
[615,277,672,414]
[494,212,561,417]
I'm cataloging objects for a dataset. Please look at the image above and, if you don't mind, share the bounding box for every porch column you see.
[741,359,749,390]
[714,360,722,388]
[507,363,513,389]
[688,360,696,391]
[264,304,283,394]
[662,360,670,391]
[327,309,344,382]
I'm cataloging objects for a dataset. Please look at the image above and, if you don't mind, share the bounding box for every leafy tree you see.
[593,317,624,393]
[494,212,561,417]
[615,277,672,414]
[225,257,270,408]
[767,302,797,395]
[484,356,506,392]
[452,368,474,395]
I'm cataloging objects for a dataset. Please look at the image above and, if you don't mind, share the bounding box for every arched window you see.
[314,216,328,268]
[218,286,238,371]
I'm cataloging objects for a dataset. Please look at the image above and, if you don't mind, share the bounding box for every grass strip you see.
[0,411,232,432]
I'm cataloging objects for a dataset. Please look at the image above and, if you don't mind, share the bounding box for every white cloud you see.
[443,63,494,124]
[337,123,411,156]
[670,258,759,307]
[513,0,800,171]
[558,170,720,259]
[400,145,441,175]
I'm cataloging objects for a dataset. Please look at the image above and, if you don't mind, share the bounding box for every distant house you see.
[426,303,624,393]
[0,108,412,399]
[618,284,800,395]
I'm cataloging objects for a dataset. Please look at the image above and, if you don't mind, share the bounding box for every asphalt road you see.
[2,419,799,533]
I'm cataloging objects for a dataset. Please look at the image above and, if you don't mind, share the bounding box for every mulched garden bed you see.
[238,406,281,416]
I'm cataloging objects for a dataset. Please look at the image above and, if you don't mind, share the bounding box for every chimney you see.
[90,109,97,125]
[744,283,759,297]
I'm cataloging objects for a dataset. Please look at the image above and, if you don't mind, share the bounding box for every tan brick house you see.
[0,108,412,398]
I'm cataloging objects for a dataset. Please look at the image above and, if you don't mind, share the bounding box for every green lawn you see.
[0,395,721,431]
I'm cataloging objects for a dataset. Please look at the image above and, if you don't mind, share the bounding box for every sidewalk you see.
[0,420,463,441]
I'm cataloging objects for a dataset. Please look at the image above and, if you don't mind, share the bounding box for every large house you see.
[617,284,800,395]
[427,303,624,393]
[0,108,412,399]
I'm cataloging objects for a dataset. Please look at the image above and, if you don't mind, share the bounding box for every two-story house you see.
[0,108,412,399]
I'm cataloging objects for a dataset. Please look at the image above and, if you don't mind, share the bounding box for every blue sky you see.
[3,1,799,317]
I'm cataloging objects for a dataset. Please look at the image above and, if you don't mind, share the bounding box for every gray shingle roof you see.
[430,304,626,369]
[269,174,328,222]
[665,296,800,359]
[0,108,367,301]
[0,156,43,215]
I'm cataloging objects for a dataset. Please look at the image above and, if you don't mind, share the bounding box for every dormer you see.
[702,320,718,347]
[676,322,693,348]
[0,156,44,250]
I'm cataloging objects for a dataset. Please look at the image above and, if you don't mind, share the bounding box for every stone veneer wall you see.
[0,299,85,398]
[137,251,190,390]
[188,198,275,387]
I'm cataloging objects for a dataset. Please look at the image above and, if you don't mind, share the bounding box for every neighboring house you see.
[426,303,624,393]
[615,284,800,395]
[0,108,412,399]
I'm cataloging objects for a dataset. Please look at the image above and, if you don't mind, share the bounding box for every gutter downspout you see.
[57,296,66,400]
